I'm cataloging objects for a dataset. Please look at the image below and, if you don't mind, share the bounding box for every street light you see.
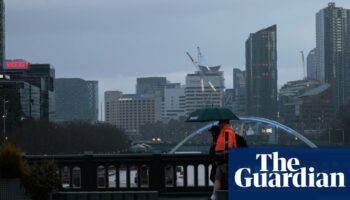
[152,136,162,143]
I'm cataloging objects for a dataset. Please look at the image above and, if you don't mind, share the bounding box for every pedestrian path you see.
[159,197,209,200]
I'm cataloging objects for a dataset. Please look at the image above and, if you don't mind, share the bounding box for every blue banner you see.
[229,148,350,200]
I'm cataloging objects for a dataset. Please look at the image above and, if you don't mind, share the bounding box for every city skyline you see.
[6,0,350,96]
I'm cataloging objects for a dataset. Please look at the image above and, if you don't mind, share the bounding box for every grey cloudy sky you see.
[5,0,350,96]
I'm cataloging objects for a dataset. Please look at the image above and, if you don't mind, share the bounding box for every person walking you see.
[211,120,247,200]
[209,125,220,183]
[184,107,242,200]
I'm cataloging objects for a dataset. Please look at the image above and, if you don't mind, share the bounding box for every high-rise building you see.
[104,90,123,124]
[223,88,234,111]
[0,0,5,70]
[55,78,98,122]
[185,67,224,114]
[114,94,161,136]
[298,84,333,131]
[279,79,321,130]
[0,76,41,120]
[233,68,246,90]
[162,83,186,121]
[136,77,167,99]
[86,80,98,121]
[245,25,278,119]
[27,63,56,121]
[306,48,318,80]
[232,68,247,116]
[2,60,55,121]
[316,2,350,110]
[279,80,333,132]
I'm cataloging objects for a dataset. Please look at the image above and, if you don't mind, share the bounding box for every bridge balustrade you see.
[25,153,213,196]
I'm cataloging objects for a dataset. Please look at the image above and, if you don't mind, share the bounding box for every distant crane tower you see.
[300,51,306,79]
[186,47,217,93]
[186,47,220,106]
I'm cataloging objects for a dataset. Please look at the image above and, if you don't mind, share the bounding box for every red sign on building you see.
[5,60,31,70]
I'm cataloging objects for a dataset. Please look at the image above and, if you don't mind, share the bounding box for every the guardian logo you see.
[234,152,346,188]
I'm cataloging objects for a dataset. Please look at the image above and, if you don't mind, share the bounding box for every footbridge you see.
[169,116,317,153]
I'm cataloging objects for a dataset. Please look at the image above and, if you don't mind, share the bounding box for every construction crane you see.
[186,51,204,92]
[196,46,210,71]
[186,47,217,93]
[300,51,306,79]
[186,51,198,67]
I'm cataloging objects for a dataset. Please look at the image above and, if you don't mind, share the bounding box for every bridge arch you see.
[169,116,317,153]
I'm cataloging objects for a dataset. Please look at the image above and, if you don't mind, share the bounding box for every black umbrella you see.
[186,107,239,122]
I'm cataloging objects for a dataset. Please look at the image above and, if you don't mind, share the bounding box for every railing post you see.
[26,153,214,196]
[205,164,209,187]
[81,153,95,191]
[126,165,130,188]
[149,154,163,192]
[194,164,198,187]
[184,164,188,187]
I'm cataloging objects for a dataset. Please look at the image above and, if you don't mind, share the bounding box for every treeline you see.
[7,120,129,155]
[140,117,212,144]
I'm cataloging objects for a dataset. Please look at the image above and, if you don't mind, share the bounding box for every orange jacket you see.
[215,123,237,152]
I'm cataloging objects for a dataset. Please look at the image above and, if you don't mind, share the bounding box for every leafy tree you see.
[140,117,212,144]
[0,144,28,179]
[22,161,60,200]
[0,144,60,200]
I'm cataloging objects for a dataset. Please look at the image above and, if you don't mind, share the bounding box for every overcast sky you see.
[5,0,350,114]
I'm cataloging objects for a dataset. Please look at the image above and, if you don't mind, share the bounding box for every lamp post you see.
[2,99,8,144]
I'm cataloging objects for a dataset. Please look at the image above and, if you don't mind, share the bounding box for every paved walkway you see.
[159,197,209,200]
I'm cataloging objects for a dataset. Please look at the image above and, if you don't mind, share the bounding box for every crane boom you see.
[197,46,210,71]
[197,46,203,62]
[186,52,198,67]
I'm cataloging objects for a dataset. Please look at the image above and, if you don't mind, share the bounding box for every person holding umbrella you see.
[211,120,236,200]
[186,107,247,200]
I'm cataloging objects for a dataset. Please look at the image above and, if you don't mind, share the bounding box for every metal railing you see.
[25,153,213,197]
